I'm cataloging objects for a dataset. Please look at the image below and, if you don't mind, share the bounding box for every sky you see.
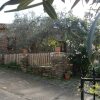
[0,0,93,23]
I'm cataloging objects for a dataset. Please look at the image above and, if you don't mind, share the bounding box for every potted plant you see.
[64,70,72,80]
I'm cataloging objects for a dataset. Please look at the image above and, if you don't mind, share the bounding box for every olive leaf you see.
[92,0,97,4]
[5,2,43,12]
[17,0,34,10]
[47,0,54,4]
[43,0,57,19]
[71,0,80,9]
[85,0,89,3]
[61,0,65,3]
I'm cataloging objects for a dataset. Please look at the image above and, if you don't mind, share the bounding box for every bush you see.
[68,46,90,76]
[1,62,21,70]
[87,64,100,78]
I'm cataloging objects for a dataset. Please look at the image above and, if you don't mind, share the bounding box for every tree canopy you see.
[7,11,89,53]
[1,0,100,63]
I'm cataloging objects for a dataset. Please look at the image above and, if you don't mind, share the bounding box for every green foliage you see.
[17,0,33,10]
[0,62,21,70]
[48,0,54,4]
[43,0,57,19]
[3,0,57,19]
[71,0,100,9]
[47,37,59,48]
[71,0,80,9]
[4,0,100,60]
[87,13,100,62]
[68,45,90,75]
[84,82,100,97]
[7,11,89,53]
[3,0,100,19]
[87,64,100,77]
[26,66,34,74]
[95,66,100,77]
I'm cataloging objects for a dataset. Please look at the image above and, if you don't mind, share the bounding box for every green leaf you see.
[47,0,54,4]
[92,0,96,4]
[71,0,80,9]
[95,6,100,15]
[43,0,57,19]
[5,2,43,13]
[87,13,100,61]
[17,0,34,10]
[5,9,19,12]
[61,0,65,3]
[85,0,89,3]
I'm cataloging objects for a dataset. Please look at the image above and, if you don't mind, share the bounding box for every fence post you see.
[80,69,85,100]
[81,77,84,100]
[93,68,96,100]
[81,70,84,100]
[80,68,100,100]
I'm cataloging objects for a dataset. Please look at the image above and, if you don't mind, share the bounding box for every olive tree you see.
[2,0,100,61]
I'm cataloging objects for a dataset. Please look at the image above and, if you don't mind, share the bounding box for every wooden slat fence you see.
[4,54,23,64]
[0,54,3,59]
[0,52,68,66]
[29,53,51,66]
[2,53,51,66]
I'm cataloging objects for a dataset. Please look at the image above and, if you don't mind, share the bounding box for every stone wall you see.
[0,52,72,78]
[26,54,72,78]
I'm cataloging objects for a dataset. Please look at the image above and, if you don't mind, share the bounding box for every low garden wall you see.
[0,53,72,78]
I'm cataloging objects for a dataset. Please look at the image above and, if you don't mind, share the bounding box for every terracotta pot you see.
[64,73,70,80]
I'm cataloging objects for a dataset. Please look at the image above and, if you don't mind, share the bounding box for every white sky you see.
[0,0,94,23]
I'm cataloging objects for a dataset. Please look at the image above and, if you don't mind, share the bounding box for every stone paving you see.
[0,68,99,100]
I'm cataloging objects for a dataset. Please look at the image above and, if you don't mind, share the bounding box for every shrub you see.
[87,64,100,78]
[3,62,21,70]
[68,46,90,76]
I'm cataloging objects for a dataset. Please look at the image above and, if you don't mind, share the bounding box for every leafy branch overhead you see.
[0,0,58,19]
[0,0,99,19]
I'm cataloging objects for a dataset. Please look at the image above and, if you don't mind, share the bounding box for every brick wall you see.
[0,24,8,53]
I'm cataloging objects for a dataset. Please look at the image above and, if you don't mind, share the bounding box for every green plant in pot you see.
[64,70,72,80]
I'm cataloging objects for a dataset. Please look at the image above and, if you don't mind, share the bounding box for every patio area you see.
[0,67,80,100]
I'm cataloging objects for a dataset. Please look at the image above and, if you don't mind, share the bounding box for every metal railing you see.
[80,68,100,100]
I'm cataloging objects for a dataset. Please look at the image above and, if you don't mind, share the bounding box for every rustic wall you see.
[0,53,72,78]
[0,24,8,53]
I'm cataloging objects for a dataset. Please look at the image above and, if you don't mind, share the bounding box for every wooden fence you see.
[28,53,51,66]
[0,53,51,66]
[0,52,67,66]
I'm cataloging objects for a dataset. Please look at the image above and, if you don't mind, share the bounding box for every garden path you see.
[0,68,98,100]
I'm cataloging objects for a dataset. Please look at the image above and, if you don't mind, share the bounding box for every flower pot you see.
[64,73,70,80]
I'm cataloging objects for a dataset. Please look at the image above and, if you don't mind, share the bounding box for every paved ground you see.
[0,67,99,100]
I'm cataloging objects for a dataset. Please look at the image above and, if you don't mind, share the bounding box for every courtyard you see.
[0,67,80,100]
[0,67,99,100]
